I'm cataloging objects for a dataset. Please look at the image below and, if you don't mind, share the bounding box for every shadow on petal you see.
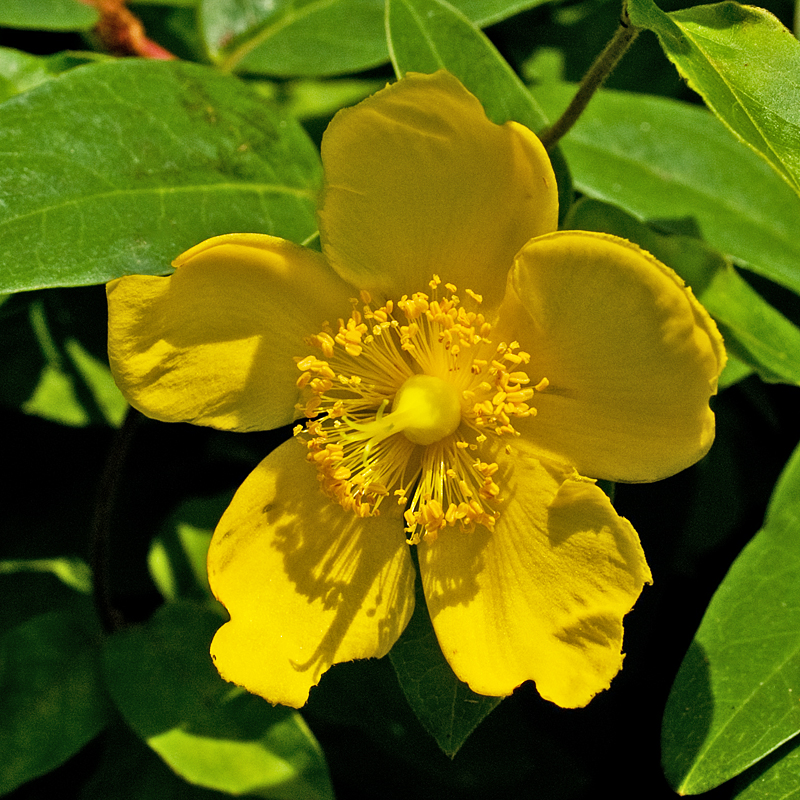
[416,524,490,612]
[208,439,415,707]
[107,234,354,432]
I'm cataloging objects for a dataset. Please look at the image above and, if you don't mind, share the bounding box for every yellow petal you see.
[208,439,416,708]
[318,71,557,307]
[419,446,651,707]
[107,234,354,431]
[505,230,726,482]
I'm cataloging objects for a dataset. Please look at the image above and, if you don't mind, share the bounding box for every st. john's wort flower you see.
[106,71,726,709]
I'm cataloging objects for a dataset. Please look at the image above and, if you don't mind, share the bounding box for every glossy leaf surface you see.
[532,82,800,296]
[201,0,553,76]
[662,441,800,794]
[627,0,800,196]
[0,60,320,293]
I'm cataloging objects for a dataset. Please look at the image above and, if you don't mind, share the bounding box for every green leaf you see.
[699,269,800,387]
[386,0,573,218]
[389,572,501,757]
[716,355,753,390]
[0,610,110,794]
[80,719,254,800]
[202,0,552,77]
[103,601,333,800]
[272,78,382,122]
[148,495,232,602]
[766,433,800,525]
[627,0,800,197]
[0,557,92,594]
[730,735,800,799]
[0,560,95,636]
[0,290,128,426]
[0,49,109,102]
[566,199,800,387]
[661,440,800,794]
[1,48,64,101]
[0,60,321,293]
[130,0,199,5]
[387,0,547,129]
[0,0,98,30]
[531,82,800,297]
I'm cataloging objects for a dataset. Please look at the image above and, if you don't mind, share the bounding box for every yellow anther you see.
[294,276,545,542]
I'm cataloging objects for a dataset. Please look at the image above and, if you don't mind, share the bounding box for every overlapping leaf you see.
[731,735,800,799]
[389,572,502,757]
[0,60,321,293]
[0,48,106,102]
[566,199,800,388]
[148,495,231,602]
[627,0,800,197]
[0,289,127,426]
[0,609,109,794]
[531,82,800,296]
[201,0,553,76]
[103,601,333,800]
[662,440,800,794]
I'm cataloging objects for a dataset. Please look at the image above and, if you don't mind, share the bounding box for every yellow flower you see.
[106,71,725,710]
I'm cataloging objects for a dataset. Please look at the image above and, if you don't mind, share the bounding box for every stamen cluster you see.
[293,277,548,543]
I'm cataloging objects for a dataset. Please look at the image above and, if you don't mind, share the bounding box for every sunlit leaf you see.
[730,735,800,799]
[103,601,334,800]
[148,495,231,602]
[531,82,800,297]
[0,0,98,30]
[201,0,553,77]
[662,439,800,794]
[0,49,109,102]
[0,290,127,426]
[0,610,110,794]
[389,570,502,757]
[716,356,753,390]
[767,431,800,525]
[0,60,321,293]
[566,199,800,387]
[80,719,257,800]
[627,0,800,197]
[0,557,92,594]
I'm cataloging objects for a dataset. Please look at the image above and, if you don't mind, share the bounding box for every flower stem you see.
[539,7,639,151]
[91,407,142,633]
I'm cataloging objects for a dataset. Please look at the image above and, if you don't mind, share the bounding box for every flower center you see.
[293,276,548,543]
[388,374,462,445]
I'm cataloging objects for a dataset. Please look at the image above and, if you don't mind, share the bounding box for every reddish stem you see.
[85,0,176,60]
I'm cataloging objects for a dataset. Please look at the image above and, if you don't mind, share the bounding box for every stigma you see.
[294,276,548,543]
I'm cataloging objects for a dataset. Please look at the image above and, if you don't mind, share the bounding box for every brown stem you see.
[88,0,176,59]
[539,9,639,151]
